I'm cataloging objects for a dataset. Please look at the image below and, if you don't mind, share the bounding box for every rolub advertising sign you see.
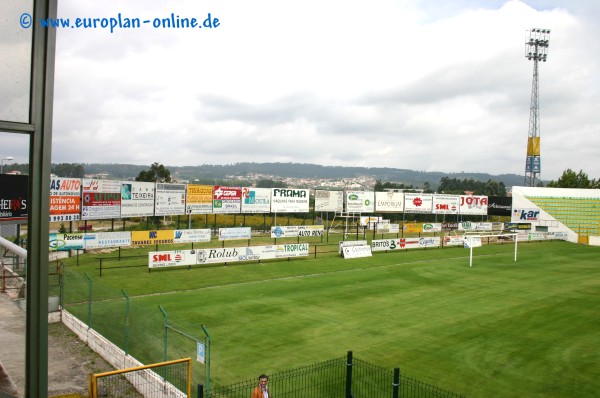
[49,177,81,222]
[213,186,242,214]
[81,179,121,220]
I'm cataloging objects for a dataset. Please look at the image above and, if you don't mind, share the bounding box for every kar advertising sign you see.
[459,195,488,215]
[213,186,242,214]
[241,187,271,213]
[0,174,28,224]
[511,208,540,222]
[49,177,81,222]
[375,191,404,212]
[345,191,375,213]
[81,179,121,220]
[185,184,213,214]
[403,193,433,213]
[155,183,186,216]
[432,194,459,214]
[270,188,310,213]
[314,190,343,212]
[120,181,154,218]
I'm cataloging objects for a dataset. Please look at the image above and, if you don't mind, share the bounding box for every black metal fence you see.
[200,351,464,398]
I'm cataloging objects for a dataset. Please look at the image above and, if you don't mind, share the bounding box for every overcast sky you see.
[2,0,600,181]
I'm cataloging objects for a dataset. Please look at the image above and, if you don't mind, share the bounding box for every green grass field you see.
[60,240,600,397]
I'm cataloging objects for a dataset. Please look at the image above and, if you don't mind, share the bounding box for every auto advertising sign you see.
[49,177,81,222]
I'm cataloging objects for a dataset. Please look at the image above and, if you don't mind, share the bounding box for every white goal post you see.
[462,233,519,268]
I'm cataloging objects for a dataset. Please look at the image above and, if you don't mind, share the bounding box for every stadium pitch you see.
[61,240,600,397]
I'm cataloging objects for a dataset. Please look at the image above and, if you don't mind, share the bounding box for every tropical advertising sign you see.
[49,177,81,222]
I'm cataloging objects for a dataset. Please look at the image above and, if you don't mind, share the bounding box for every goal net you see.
[462,233,519,268]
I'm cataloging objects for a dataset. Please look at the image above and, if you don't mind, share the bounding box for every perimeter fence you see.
[203,351,463,398]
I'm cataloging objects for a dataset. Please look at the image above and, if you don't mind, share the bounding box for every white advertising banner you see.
[432,194,460,214]
[443,235,464,246]
[346,191,375,213]
[315,190,343,212]
[371,237,441,251]
[155,183,186,216]
[241,187,271,213]
[149,243,310,268]
[464,236,482,248]
[375,191,404,212]
[360,216,382,227]
[341,244,372,259]
[120,181,155,218]
[84,232,132,249]
[173,229,212,243]
[403,193,433,213]
[185,184,213,214]
[376,223,399,233]
[213,186,242,214]
[270,189,310,213]
[271,225,324,238]
[459,195,488,215]
[218,227,252,241]
[458,222,493,231]
[422,223,442,232]
[81,179,121,220]
[49,177,81,222]
[339,240,369,254]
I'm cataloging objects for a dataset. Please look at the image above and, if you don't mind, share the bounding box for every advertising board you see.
[270,188,310,213]
[49,177,80,222]
[120,181,154,218]
[155,183,186,216]
[81,179,121,220]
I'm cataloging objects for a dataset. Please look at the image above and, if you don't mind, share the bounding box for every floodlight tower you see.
[524,28,550,186]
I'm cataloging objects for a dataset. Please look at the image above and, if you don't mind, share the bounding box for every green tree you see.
[136,162,171,183]
[255,178,287,188]
[547,169,591,188]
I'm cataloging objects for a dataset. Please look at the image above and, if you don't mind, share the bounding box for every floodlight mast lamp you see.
[524,28,550,187]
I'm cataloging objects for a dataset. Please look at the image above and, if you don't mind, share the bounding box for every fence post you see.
[201,324,211,396]
[85,272,93,328]
[346,350,353,398]
[198,384,204,398]
[122,289,130,355]
[392,367,400,398]
[159,305,168,362]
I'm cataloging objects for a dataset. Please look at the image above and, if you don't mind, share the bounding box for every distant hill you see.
[83,162,525,189]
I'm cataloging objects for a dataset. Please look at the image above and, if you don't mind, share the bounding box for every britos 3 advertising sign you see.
[241,187,271,213]
[345,191,375,213]
[271,225,324,238]
[371,237,440,251]
[81,179,121,220]
[403,193,433,213]
[459,195,488,215]
[270,189,310,213]
[120,181,154,218]
[185,184,213,214]
[149,243,310,268]
[375,191,404,212]
[315,190,344,212]
[155,183,186,216]
[49,177,81,222]
[432,194,459,214]
[213,186,242,214]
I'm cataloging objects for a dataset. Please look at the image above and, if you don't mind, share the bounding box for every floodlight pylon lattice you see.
[524,28,550,187]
